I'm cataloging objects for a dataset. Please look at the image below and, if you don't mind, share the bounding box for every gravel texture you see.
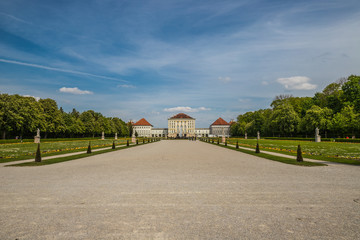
[1,140,359,239]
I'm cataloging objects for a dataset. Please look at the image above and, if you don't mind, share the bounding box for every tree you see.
[0,94,22,139]
[39,98,64,138]
[329,112,346,137]
[300,105,332,137]
[339,105,359,137]
[270,103,300,137]
[342,75,360,112]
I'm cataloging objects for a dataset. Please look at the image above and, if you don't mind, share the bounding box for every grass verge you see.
[228,141,360,165]
[203,141,326,167]
[7,141,156,167]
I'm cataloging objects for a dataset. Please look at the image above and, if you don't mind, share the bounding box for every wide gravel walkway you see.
[1,140,359,239]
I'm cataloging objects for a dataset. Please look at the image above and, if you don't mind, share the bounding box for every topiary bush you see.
[35,143,41,162]
[256,143,260,153]
[87,141,91,154]
[297,144,303,162]
[136,139,138,145]
[225,140,227,146]
[112,141,115,149]
[127,140,129,146]
[236,141,239,149]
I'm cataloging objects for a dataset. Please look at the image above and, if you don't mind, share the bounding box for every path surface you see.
[1,140,359,239]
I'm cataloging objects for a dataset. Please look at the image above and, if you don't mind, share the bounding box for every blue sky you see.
[1,0,360,127]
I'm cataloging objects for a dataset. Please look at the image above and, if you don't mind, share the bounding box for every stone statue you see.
[132,130,136,143]
[115,132,118,140]
[34,128,40,143]
[244,132,247,139]
[101,131,105,140]
[315,127,321,142]
[257,131,260,140]
[222,127,226,143]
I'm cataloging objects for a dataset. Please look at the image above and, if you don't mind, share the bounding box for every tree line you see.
[230,75,360,138]
[0,94,130,139]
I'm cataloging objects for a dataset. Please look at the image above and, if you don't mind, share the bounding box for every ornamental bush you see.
[297,144,303,162]
[127,140,129,146]
[112,141,115,149]
[236,141,239,149]
[87,141,91,154]
[256,143,260,153]
[35,143,41,162]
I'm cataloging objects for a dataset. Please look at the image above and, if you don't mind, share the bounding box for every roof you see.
[133,118,152,126]
[211,117,230,126]
[169,113,194,119]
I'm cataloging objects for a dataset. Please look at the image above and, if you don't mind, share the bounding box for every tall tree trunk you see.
[2,130,5,139]
[45,132,48,139]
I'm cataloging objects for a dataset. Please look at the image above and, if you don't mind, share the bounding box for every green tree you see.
[39,98,64,138]
[0,94,22,139]
[270,103,300,137]
[300,105,332,137]
[342,75,360,112]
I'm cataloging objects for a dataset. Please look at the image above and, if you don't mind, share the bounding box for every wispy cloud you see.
[59,87,93,95]
[117,84,136,88]
[277,76,317,90]
[163,106,211,113]
[0,58,127,82]
[218,76,231,83]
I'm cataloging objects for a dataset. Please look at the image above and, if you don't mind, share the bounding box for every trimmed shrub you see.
[236,141,239,149]
[136,139,138,145]
[143,139,145,144]
[225,140,227,146]
[112,141,115,149]
[255,143,260,153]
[127,140,129,146]
[35,143,41,162]
[217,139,219,144]
[297,144,303,162]
[87,142,91,154]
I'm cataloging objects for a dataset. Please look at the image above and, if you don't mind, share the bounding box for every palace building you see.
[132,113,231,138]
[167,113,195,138]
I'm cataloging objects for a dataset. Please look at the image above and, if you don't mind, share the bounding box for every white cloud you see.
[117,84,136,88]
[276,76,317,90]
[59,87,93,95]
[23,95,40,101]
[163,106,211,113]
[218,76,231,83]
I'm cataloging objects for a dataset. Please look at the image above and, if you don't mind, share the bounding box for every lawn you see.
[0,138,131,163]
[227,138,360,165]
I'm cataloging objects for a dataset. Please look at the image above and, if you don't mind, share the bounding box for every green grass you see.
[7,140,157,167]
[0,138,133,163]
[203,140,325,166]
[225,138,360,165]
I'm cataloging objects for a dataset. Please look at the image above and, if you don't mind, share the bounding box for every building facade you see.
[151,128,168,137]
[132,118,153,137]
[167,113,196,138]
[132,114,231,138]
[195,128,210,137]
[210,117,230,137]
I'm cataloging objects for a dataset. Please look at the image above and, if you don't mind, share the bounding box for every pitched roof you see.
[169,113,194,119]
[133,118,152,126]
[211,117,230,126]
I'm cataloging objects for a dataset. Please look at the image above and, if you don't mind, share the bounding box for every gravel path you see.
[1,140,359,239]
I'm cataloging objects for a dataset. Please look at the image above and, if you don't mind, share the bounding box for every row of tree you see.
[230,75,360,138]
[0,94,131,139]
